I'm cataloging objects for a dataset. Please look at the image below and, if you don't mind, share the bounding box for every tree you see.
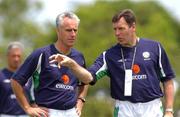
[0,0,50,66]
[0,0,44,40]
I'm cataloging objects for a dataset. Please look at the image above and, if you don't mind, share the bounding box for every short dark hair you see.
[112,9,136,27]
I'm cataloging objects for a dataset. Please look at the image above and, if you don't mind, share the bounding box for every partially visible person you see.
[49,9,175,117]
[11,12,88,117]
[0,42,28,117]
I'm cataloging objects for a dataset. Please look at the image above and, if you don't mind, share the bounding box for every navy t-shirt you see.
[0,68,26,115]
[12,44,85,110]
[89,38,175,103]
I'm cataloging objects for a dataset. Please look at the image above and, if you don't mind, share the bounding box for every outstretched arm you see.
[49,54,93,84]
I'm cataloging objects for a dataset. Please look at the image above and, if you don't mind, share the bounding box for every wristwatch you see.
[165,108,174,114]
[78,97,86,103]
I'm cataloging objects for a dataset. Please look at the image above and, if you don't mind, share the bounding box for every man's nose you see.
[71,30,76,36]
[115,30,121,36]
[14,56,20,61]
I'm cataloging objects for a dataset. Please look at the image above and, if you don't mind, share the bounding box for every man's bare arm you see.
[49,54,93,84]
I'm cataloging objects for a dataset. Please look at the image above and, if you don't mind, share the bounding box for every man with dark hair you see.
[49,9,175,117]
[11,12,88,117]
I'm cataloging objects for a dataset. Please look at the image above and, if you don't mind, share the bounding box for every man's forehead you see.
[8,48,23,54]
[113,17,128,26]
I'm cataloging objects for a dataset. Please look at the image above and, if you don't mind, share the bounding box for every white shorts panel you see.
[49,107,79,117]
[114,98,163,117]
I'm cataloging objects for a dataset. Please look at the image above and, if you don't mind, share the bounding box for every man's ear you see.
[131,22,136,32]
[56,28,60,36]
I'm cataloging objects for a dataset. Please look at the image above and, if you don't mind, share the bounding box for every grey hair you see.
[7,41,24,54]
[56,12,80,28]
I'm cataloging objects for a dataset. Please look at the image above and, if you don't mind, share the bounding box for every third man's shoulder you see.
[140,38,160,44]
[139,38,163,50]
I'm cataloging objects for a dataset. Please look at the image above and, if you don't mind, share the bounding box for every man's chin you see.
[67,43,75,47]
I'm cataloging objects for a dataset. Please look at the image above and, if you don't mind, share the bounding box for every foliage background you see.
[0,0,179,116]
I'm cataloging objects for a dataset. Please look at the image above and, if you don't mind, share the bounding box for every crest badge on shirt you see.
[142,51,151,60]
[3,79,11,83]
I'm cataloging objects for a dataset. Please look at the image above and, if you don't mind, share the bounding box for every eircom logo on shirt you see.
[132,64,147,80]
[55,83,74,90]
[55,74,74,90]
